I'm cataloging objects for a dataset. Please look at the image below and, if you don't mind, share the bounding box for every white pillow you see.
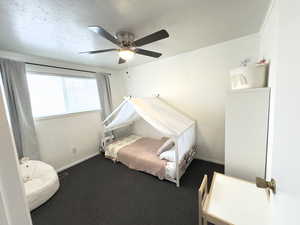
[156,138,174,155]
[159,149,176,162]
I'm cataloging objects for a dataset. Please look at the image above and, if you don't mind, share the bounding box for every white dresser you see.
[225,88,270,182]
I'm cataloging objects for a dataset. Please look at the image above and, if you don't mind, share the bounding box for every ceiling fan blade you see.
[88,26,121,47]
[118,58,126,64]
[133,29,169,47]
[79,49,118,54]
[135,48,162,58]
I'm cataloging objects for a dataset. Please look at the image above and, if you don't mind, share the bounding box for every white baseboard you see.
[195,156,224,165]
[56,152,99,173]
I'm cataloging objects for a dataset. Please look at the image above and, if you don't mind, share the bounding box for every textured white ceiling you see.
[0,0,270,70]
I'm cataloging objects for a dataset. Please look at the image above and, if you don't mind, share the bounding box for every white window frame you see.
[34,109,101,121]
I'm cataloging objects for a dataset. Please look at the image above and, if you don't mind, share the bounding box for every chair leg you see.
[199,217,208,225]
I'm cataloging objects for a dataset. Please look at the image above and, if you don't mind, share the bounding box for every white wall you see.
[35,111,102,170]
[110,71,127,109]
[120,34,260,164]
[0,50,126,171]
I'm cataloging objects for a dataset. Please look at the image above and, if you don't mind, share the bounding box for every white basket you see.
[230,64,268,90]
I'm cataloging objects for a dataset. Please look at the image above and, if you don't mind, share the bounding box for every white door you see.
[0,192,9,225]
[0,80,32,225]
[265,0,300,223]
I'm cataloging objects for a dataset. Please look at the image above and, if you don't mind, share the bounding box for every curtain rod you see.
[25,62,111,76]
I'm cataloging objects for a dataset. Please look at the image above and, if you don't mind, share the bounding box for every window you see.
[27,73,100,118]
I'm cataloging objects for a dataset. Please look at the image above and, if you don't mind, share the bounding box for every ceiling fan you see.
[80,26,169,64]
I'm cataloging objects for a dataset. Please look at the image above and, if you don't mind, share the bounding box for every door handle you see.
[256,177,277,194]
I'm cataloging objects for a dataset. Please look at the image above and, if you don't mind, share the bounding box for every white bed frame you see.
[101,96,196,187]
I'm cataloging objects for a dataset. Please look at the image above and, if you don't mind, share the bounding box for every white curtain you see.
[95,73,112,120]
[0,58,40,159]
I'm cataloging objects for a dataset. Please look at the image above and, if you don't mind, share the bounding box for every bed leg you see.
[176,180,180,187]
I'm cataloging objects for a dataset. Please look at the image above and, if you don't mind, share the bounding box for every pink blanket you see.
[117,137,167,179]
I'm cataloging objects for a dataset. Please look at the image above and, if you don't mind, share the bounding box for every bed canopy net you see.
[103,96,196,186]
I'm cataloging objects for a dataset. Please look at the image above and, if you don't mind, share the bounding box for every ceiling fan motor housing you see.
[116,31,135,48]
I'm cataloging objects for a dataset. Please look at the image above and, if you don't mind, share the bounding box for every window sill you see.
[34,110,101,121]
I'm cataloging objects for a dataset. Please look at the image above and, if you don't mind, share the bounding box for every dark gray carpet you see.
[31,154,223,225]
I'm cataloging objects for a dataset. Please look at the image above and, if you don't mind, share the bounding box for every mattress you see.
[105,135,178,179]
[117,137,167,179]
[105,135,141,160]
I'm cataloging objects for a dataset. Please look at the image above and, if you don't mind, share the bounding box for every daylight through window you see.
[27,73,101,118]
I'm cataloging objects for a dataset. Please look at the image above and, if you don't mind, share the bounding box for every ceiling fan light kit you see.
[119,49,135,61]
[80,26,169,64]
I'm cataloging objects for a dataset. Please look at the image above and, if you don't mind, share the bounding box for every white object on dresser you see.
[225,88,270,182]
[230,64,268,90]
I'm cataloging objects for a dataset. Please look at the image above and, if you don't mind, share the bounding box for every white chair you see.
[199,174,208,225]
[20,160,60,211]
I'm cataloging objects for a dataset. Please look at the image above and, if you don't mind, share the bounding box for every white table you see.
[203,172,272,225]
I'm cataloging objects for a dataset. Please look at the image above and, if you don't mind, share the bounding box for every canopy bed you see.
[102,96,196,187]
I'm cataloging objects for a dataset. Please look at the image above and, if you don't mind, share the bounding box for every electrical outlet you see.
[72,147,77,154]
